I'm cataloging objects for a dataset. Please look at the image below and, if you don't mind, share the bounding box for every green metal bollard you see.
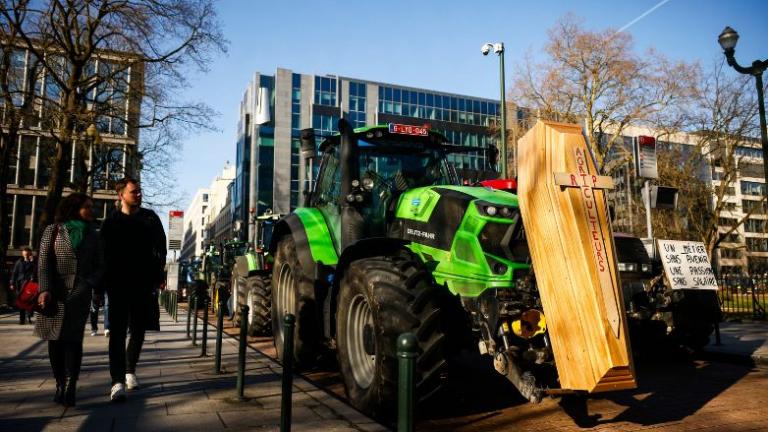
[200,298,209,356]
[397,333,418,432]
[172,292,178,321]
[192,296,199,347]
[280,314,295,432]
[236,304,249,400]
[214,295,225,373]
[186,295,192,339]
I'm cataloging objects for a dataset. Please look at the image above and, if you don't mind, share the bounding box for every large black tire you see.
[246,275,272,336]
[231,270,245,326]
[271,236,321,367]
[336,254,447,420]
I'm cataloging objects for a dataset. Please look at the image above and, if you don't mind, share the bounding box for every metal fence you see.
[717,275,768,320]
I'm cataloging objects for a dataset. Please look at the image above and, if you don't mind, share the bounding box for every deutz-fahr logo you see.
[406,228,436,240]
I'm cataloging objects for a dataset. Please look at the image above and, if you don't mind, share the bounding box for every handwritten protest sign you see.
[656,240,718,290]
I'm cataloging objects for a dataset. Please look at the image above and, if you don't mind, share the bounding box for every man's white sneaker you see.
[104,329,110,337]
[110,383,126,402]
[125,373,139,390]
[90,331,98,336]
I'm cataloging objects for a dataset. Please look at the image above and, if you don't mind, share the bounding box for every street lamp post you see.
[482,42,507,178]
[718,26,768,183]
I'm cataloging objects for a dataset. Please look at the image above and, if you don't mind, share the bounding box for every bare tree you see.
[0,0,226,240]
[511,14,697,174]
[688,61,766,263]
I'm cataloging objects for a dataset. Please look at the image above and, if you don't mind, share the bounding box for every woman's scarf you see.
[64,219,87,251]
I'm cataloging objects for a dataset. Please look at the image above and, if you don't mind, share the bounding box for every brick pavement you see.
[0,309,387,432]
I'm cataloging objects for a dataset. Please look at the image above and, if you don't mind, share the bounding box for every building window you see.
[202,193,209,202]
[739,162,765,179]
[720,233,742,243]
[314,76,337,106]
[735,146,763,159]
[746,237,768,252]
[720,248,742,259]
[744,219,766,233]
[742,199,766,214]
[348,81,366,128]
[741,181,766,196]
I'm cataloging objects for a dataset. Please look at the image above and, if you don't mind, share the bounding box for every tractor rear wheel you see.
[246,275,272,336]
[271,236,321,367]
[336,254,447,419]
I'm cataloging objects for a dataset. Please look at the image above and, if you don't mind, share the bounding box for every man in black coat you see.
[100,177,166,401]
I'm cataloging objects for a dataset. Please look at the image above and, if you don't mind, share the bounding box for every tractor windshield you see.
[358,139,457,190]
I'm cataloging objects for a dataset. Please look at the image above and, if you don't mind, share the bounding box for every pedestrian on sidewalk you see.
[100,177,166,402]
[10,247,37,324]
[35,193,104,407]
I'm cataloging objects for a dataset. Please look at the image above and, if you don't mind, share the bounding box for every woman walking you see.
[35,193,104,407]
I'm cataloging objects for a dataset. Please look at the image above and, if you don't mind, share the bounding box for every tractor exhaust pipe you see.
[300,128,316,207]
[338,119,363,248]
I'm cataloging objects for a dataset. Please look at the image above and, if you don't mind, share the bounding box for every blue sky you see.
[172,0,768,218]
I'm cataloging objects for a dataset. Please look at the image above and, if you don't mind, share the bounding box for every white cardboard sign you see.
[656,239,718,290]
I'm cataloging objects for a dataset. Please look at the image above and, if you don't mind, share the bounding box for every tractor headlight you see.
[475,201,518,219]
[362,177,375,190]
[618,262,638,272]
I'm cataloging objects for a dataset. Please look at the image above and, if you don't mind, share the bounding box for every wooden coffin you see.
[516,120,636,393]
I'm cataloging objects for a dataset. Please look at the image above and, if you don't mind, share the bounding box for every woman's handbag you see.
[14,280,40,312]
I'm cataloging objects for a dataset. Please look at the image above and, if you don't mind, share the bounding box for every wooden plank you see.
[517,120,636,393]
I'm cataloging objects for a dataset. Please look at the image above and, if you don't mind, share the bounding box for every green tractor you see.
[268,120,549,419]
[231,211,282,335]
[210,239,249,317]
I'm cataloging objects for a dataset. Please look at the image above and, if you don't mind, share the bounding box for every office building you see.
[180,162,235,261]
[233,68,517,235]
[2,47,143,264]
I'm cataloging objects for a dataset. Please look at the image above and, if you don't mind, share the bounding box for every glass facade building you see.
[233,68,513,236]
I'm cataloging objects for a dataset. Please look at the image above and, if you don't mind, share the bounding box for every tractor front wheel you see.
[271,236,321,368]
[336,254,447,419]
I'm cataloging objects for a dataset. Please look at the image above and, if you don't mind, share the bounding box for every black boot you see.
[63,378,77,407]
[54,379,65,404]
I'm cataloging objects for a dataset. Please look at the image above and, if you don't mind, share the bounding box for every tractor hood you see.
[393,185,519,233]
[389,185,530,297]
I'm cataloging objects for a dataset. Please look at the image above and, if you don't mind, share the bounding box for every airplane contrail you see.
[618,0,672,33]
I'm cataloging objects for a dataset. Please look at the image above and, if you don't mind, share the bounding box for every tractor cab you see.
[311,123,461,246]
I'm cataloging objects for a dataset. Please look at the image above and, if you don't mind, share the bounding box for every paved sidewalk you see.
[0,309,387,432]
[701,321,768,366]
